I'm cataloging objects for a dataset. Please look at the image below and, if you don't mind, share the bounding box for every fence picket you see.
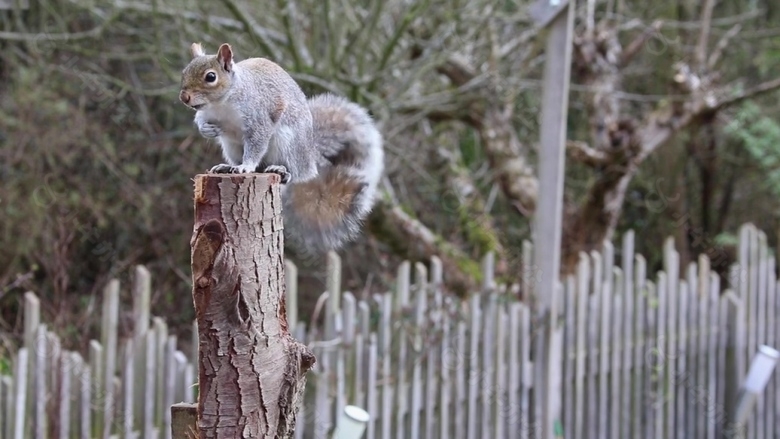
[335,313,347,422]
[380,293,393,439]
[3,375,13,439]
[466,294,481,439]
[585,271,599,439]
[3,224,780,439]
[410,263,427,439]
[597,251,611,439]
[756,232,769,439]
[774,279,780,439]
[664,238,679,439]
[654,272,668,437]
[23,292,39,439]
[635,268,649,438]
[494,305,507,439]
[395,261,411,439]
[518,304,531,439]
[13,348,29,439]
[122,339,135,439]
[610,268,623,439]
[47,330,62,435]
[507,304,520,437]
[573,253,589,439]
[59,352,72,439]
[80,359,92,439]
[423,264,437,439]
[694,266,707,439]
[621,231,635,439]
[675,280,689,439]
[706,272,720,439]
[163,336,177,439]
[717,290,729,439]
[100,280,120,439]
[34,325,47,437]
[766,260,777,439]
[285,260,298,334]
[367,333,379,439]
[455,320,467,439]
[562,275,575,439]
[89,340,106,437]
[480,294,495,439]
[439,311,452,439]
[144,330,157,439]
[353,330,366,412]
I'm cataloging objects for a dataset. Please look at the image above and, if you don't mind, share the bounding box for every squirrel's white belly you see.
[198,104,244,165]
[265,124,297,164]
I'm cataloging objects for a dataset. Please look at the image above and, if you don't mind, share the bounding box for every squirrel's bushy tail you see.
[282,93,384,254]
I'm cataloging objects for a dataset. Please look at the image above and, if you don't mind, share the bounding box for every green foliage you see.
[725,102,780,198]
[0,355,9,375]
[714,232,740,247]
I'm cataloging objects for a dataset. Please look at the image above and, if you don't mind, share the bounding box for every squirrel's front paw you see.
[208,163,258,174]
[208,163,234,174]
[262,165,291,184]
[198,122,222,138]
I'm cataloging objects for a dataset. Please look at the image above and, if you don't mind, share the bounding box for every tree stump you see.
[189,173,315,438]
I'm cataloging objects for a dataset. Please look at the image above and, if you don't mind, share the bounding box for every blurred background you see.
[1,0,779,356]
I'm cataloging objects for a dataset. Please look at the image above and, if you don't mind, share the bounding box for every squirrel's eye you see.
[205,72,217,83]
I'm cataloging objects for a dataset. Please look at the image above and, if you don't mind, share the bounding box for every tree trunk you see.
[560,156,637,274]
[190,173,315,439]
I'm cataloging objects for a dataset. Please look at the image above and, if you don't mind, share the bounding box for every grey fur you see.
[282,93,384,254]
[181,45,319,181]
[180,45,383,254]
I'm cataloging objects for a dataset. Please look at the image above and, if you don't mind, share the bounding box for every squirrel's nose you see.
[179,90,190,104]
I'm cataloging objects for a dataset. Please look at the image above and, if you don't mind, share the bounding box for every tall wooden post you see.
[530,0,574,437]
[173,173,315,439]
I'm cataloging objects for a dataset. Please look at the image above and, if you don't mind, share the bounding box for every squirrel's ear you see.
[190,42,205,58]
[217,43,234,72]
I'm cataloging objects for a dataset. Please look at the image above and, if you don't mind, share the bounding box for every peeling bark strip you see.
[190,174,316,439]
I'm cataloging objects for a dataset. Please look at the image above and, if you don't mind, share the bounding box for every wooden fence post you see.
[529,0,575,437]
[186,173,316,438]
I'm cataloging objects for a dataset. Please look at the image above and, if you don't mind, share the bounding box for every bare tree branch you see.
[567,140,610,167]
[707,24,742,70]
[498,26,540,58]
[112,0,286,44]
[712,77,780,111]
[619,20,662,67]
[606,9,762,30]
[219,0,283,60]
[275,0,311,69]
[695,0,717,68]
[586,0,596,36]
[368,199,479,296]
[436,55,477,87]
[478,104,538,216]
[434,54,538,216]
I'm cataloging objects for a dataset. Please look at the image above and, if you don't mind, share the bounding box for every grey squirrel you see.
[179,42,384,253]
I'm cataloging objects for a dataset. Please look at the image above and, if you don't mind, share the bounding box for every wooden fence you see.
[1,222,778,438]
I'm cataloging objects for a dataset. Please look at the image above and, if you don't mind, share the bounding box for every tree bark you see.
[190,173,315,439]
[368,199,480,297]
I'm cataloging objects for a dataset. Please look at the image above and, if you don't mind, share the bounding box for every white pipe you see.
[733,345,779,436]
[743,345,780,393]
[331,405,370,439]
